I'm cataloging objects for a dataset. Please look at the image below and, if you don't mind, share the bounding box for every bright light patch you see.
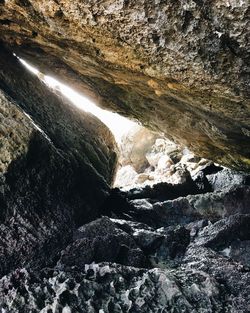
[19,59,137,143]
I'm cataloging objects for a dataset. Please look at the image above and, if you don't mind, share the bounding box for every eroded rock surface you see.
[0,46,118,187]
[0,52,118,276]
[0,0,249,170]
[0,152,250,310]
[0,2,250,311]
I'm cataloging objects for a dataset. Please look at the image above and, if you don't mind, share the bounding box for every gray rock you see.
[230,239,250,267]
[207,168,250,191]
[0,264,231,313]
[127,185,250,228]
[58,217,148,269]
[0,52,118,277]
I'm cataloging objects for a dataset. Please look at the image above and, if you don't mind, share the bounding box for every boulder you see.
[58,217,148,269]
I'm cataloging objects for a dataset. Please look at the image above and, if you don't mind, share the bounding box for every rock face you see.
[0,170,250,311]
[58,216,147,269]
[0,49,118,276]
[0,2,250,312]
[0,0,249,170]
[0,110,250,311]
[0,46,118,187]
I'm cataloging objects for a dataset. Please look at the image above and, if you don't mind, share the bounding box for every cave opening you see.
[19,58,137,145]
[19,57,222,192]
[0,4,249,310]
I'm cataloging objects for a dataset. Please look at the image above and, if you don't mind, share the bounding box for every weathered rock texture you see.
[0,49,118,276]
[0,2,250,312]
[0,122,249,311]
[0,46,118,187]
[1,190,250,312]
[0,0,249,170]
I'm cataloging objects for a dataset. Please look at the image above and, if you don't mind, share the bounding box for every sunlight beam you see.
[19,58,137,143]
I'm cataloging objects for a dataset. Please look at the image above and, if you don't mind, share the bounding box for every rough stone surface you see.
[0,265,228,313]
[0,0,249,170]
[0,164,249,310]
[0,46,118,187]
[0,90,33,173]
[1,214,250,312]
[58,217,148,269]
[118,125,159,172]
[0,53,118,276]
[115,125,229,190]
[0,2,250,311]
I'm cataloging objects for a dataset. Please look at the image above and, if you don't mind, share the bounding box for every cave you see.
[0,1,250,312]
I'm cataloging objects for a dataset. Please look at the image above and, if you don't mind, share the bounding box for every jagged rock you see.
[112,218,190,268]
[0,90,33,173]
[0,0,249,170]
[183,214,250,311]
[0,92,72,276]
[126,172,203,201]
[229,240,250,267]
[146,138,182,167]
[58,217,148,269]
[0,264,234,313]
[0,46,118,187]
[115,128,201,190]
[206,168,250,191]
[0,45,119,225]
[196,214,250,249]
[0,52,118,276]
[125,185,250,228]
[131,224,190,268]
[113,165,138,188]
[0,4,250,310]
[2,223,250,313]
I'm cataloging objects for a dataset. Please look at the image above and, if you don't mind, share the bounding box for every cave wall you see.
[0,47,118,275]
[0,0,249,170]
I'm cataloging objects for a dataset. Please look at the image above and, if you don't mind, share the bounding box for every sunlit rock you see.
[0,0,249,170]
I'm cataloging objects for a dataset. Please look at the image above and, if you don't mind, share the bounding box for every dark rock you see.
[0,264,232,313]
[192,170,212,193]
[182,215,250,311]
[0,54,118,276]
[195,162,223,176]
[229,239,250,267]
[131,224,190,268]
[0,46,119,224]
[185,219,209,239]
[127,185,250,228]
[0,129,74,276]
[112,218,190,268]
[0,26,249,311]
[126,174,202,202]
[0,45,118,189]
[196,214,250,250]
[58,217,148,269]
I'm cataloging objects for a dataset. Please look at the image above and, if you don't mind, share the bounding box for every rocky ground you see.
[0,4,249,310]
[0,152,249,311]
